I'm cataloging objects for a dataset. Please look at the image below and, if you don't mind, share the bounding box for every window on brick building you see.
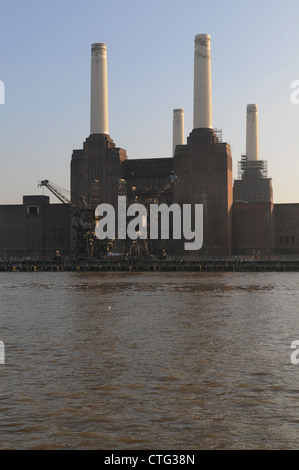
[27,206,39,215]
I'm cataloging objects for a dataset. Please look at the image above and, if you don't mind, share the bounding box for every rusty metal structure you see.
[38,179,113,259]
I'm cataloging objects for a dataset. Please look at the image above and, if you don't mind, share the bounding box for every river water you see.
[0,271,299,449]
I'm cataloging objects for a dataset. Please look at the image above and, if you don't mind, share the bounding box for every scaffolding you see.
[117,174,177,259]
[214,128,223,143]
[234,156,272,203]
[237,155,268,180]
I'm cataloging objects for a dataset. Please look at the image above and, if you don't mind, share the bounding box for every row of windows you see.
[279,235,296,244]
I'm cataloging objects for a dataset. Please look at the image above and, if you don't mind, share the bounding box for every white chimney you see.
[246,104,259,161]
[193,34,213,130]
[90,43,109,135]
[173,109,184,156]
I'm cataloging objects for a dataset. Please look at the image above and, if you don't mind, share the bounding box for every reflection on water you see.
[0,271,299,449]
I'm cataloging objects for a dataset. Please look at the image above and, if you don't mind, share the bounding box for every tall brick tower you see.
[233,105,273,204]
[233,104,274,255]
[71,43,127,209]
[174,34,233,257]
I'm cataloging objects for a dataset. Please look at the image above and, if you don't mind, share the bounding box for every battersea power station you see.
[1,34,299,261]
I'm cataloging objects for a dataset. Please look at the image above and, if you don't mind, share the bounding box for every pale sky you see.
[0,0,299,204]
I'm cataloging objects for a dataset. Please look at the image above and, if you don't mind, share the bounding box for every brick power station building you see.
[0,35,298,260]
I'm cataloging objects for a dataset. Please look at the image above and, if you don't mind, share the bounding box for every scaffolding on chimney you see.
[214,128,222,143]
[234,155,272,203]
[237,155,268,180]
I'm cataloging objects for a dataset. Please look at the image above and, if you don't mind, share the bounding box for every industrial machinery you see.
[38,174,178,260]
[38,179,113,259]
[119,174,178,259]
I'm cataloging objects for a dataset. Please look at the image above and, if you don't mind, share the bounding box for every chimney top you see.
[247,104,258,111]
[92,43,106,48]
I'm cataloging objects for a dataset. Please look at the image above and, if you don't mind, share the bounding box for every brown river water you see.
[0,271,299,449]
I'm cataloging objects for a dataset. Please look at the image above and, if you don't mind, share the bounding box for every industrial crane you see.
[118,174,178,259]
[38,179,113,259]
[38,174,178,260]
